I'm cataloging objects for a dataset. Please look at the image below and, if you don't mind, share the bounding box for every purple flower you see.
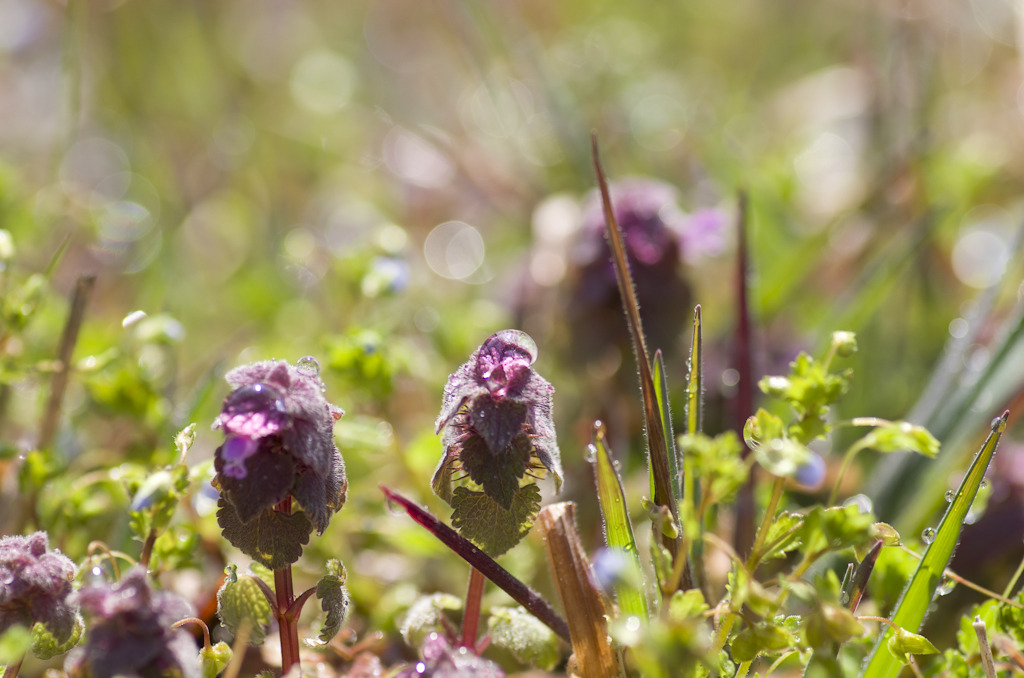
[64,567,198,678]
[0,531,79,653]
[434,330,562,509]
[395,632,504,678]
[212,358,347,569]
[568,178,727,360]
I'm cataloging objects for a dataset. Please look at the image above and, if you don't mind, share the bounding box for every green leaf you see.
[200,641,233,678]
[305,559,349,649]
[667,589,709,622]
[590,423,648,621]
[450,483,540,557]
[487,606,560,671]
[886,627,938,664]
[752,437,812,478]
[128,463,190,537]
[732,622,796,662]
[798,505,875,560]
[30,616,82,659]
[857,421,939,458]
[216,496,311,570]
[860,412,1007,678]
[680,432,746,505]
[760,512,804,561]
[399,593,462,647]
[217,563,274,645]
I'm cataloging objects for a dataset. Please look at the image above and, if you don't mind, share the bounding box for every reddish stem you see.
[461,567,486,649]
[273,497,301,674]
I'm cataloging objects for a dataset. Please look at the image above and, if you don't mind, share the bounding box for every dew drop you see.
[937,576,956,596]
[624,616,642,632]
[415,662,426,674]
[295,355,321,377]
[584,444,597,463]
[944,490,955,502]
[921,527,936,544]
[979,478,989,490]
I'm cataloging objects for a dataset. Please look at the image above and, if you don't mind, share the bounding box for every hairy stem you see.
[461,567,486,649]
[139,528,158,570]
[172,617,212,650]
[2,655,23,678]
[274,497,300,674]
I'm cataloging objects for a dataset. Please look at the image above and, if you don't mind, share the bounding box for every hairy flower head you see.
[433,330,562,512]
[0,531,79,652]
[212,358,346,569]
[65,567,198,678]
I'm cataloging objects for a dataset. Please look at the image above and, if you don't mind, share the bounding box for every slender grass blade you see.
[591,134,679,563]
[590,421,649,621]
[859,411,1008,678]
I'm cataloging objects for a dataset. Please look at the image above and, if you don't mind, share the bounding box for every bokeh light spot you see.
[423,221,485,281]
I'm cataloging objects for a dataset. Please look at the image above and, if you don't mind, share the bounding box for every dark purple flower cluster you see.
[0,531,78,648]
[212,359,346,569]
[64,567,198,678]
[434,330,562,509]
[568,178,727,360]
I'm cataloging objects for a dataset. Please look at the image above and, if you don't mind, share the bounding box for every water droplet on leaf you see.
[937,576,956,596]
[584,444,597,463]
[296,355,321,377]
[944,490,955,502]
[921,527,936,544]
[979,478,989,490]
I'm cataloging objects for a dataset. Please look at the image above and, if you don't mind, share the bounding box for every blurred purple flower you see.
[65,567,198,678]
[395,632,504,678]
[568,178,728,360]
[212,359,347,567]
[433,330,562,508]
[0,531,79,649]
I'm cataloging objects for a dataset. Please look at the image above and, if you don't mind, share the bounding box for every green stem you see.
[733,660,752,678]
[746,476,786,571]
[1002,551,1024,599]
[461,567,486,649]
[828,442,865,506]
[709,613,737,674]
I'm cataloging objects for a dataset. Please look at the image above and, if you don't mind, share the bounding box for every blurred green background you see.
[2,0,1024,671]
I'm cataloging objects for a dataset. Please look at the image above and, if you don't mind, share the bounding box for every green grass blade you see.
[682,306,705,593]
[859,411,1008,678]
[590,422,649,622]
[591,134,680,563]
[651,350,680,508]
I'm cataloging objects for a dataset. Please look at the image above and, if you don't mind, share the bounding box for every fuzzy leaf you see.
[399,593,462,647]
[216,564,273,646]
[450,484,540,557]
[216,496,311,570]
[457,426,531,510]
[216,446,296,525]
[31,616,82,660]
[305,559,349,649]
[292,454,347,534]
[488,606,560,671]
[200,641,232,678]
